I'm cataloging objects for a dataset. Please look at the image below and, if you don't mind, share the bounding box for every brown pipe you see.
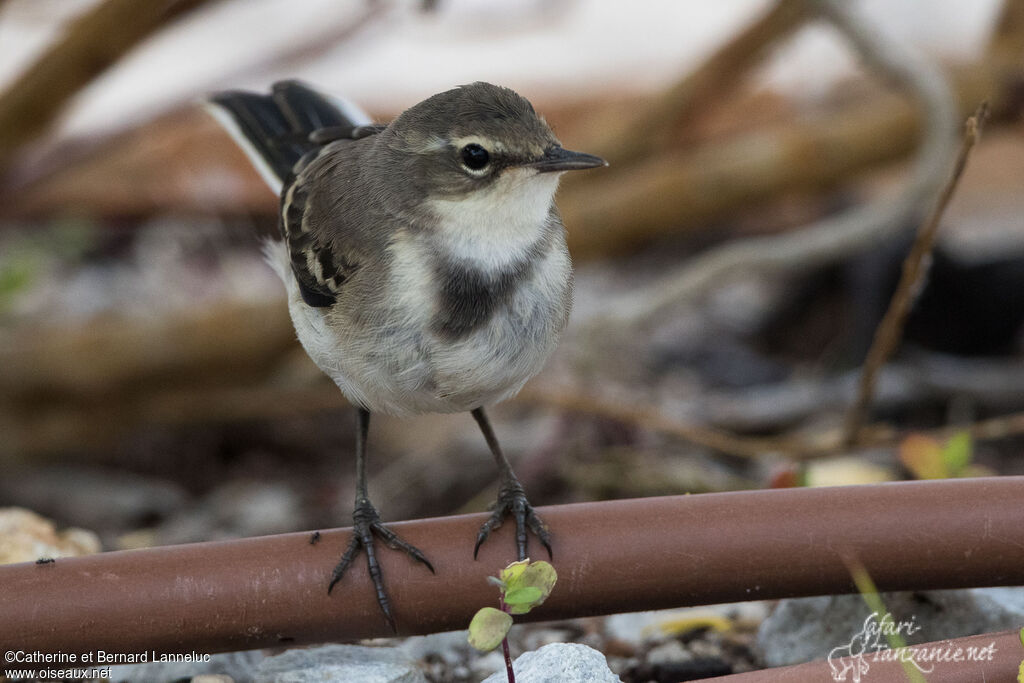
[3,478,1024,655]
[710,630,1022,682]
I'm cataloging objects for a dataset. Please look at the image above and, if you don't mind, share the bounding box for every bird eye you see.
[460,143,490,171]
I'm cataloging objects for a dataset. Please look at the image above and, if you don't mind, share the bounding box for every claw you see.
[327,499,432,633]
[328,533,361,594]
[375,523,436,573]
[474,480,551,562]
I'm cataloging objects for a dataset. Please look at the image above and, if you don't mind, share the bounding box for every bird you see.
[206,80,605,631]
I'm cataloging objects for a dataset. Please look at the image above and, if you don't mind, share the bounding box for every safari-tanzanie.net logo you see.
[827,612,997,681]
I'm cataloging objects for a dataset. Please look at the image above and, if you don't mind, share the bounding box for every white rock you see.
[482,643,620,683]
[470,650,507,680]
[254,644,426,683]
[645,640,692,665]
[397,629,472,665]
[109,651,262,683]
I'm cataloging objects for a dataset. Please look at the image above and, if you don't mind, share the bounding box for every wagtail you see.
[207,80,605,630]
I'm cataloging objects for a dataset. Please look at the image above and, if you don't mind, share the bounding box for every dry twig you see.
[589,0,812,167]
[987,0,1024,67]
[841,102,990,445]
[597,0,957,322]
[518,386,786,459]
[522,383,1024,462]
[0,0,217,170]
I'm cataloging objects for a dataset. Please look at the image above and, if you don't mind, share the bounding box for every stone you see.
[757,588,1024,667]
[0,467,186,534]
[0,507,100,564]
[206,480,304,538]
[155,480,304,545]
[397,629,474,666]
[254,644,426,683]
[108,651,263,683]
[481,643,620,683]
[468,649,507,681]
[604,603,769,648]
[645,640,692,665]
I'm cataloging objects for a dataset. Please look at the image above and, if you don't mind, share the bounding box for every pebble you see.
[0,507,100,564]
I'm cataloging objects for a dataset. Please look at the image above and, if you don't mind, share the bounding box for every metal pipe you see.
[2,478,1024,655]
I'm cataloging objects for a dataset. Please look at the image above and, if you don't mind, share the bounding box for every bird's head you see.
[381,83,605,256]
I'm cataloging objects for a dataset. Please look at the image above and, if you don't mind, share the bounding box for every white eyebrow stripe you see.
[450,135,507,153]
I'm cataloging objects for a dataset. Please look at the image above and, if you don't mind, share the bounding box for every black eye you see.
[460,143,490,171]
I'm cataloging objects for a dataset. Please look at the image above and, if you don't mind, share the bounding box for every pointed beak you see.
[526,146,608,173]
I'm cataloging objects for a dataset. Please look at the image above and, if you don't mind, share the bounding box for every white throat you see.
[425,168,561,270]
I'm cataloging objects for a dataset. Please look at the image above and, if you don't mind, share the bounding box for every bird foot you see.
[474,478,552,562]
[328,497,434,632]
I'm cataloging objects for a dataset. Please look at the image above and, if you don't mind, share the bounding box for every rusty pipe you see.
[2,478,1024,655]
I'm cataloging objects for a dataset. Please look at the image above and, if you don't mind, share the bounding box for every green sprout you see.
[1018,627,1024,683]
[468,558,557,683]
[899,430,989,479]
[843,552,926,683]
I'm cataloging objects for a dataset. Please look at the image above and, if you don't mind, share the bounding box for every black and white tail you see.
[206,80,372,194]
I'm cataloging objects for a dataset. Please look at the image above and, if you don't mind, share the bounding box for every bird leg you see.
[471,407,552,561]
[328,407,434,632]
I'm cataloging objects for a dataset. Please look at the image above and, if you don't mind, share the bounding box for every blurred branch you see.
[1,62,1002,232]
[5,299,1024,459]
[841,103,989,446]
[521,377,1024,462]
[215,2,387,86]
[0,0,217,171]
[0,2,386,214]
[593,0,958,324]
[0,108,280,218]
[0,381,343,459]
[700,352,1024,434]
[591,0,813,166]
[988,0,1024,66]
[558,68,1015,262]
[518,386,783,459]
[0,301,294,399]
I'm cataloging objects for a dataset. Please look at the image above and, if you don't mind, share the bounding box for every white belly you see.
[268,238,571,416]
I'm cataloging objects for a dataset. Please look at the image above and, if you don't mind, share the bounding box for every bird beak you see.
[526,146,607,173]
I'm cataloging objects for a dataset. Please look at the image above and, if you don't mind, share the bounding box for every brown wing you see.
[279,129,380,307]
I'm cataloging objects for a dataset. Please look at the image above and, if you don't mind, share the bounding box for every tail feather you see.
[206,80,371,194]
[273,80,359,133]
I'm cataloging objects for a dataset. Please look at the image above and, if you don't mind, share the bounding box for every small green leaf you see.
[1018,626,1024,649]
[941,431,973,475]
[499,559,530,586]
[518,561,557,595]
[504,586,543,613]
[468,607,513,652]
[899,434,947,479]
[501,560,557,614]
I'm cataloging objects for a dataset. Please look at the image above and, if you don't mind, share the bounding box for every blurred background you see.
[1,0,1023,562]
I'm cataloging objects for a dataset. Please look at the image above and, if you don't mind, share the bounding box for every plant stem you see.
[500,599,515,683]
[502,636,515,683]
